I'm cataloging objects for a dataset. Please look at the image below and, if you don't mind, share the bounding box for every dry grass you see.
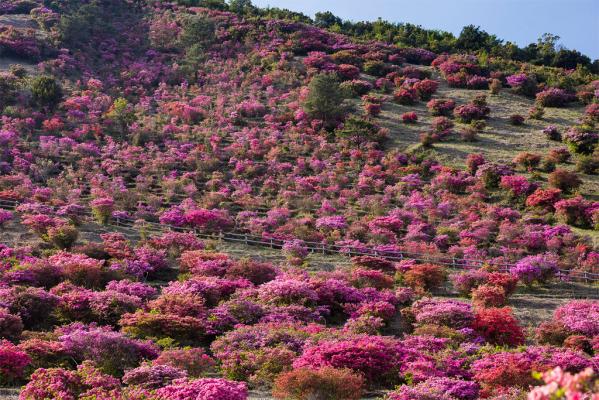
[371,67,597,194]
[353,66,599,242]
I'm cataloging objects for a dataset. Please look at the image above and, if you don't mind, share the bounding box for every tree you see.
[302,73,346,128]
[260,7,311,23]
[228,0,254,15]
[552,49,591,69]
[314,11,342,29]
[30,75,62,108]
[456,25,501,52]
[57,2,100,46]
[180,15,216,49]
[180,15,216,80]
[105,98,136,138]
[174,0,227,8]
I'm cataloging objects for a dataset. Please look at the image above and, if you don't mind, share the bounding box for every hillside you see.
[0,1,598,399]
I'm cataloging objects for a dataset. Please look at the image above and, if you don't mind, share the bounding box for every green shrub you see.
[47,225,79,249]
[30,76,62,108]
[302,73,346,127]
[363,60,386,76]
[576,155,599,175]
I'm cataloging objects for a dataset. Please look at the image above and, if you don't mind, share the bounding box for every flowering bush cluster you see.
[535,88,576,107]
[454,102,490,122]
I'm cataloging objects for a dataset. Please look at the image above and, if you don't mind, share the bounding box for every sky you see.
[251,0,599,60]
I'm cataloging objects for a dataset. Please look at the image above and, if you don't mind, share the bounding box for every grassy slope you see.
[364,66,599,245]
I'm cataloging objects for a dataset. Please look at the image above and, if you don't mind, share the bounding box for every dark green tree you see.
[30,75,62,108]
[228,0,254,15]
[302,73,346,128]
[456,25,501,52]
[180,15,216,80]
[314,11,342,28]
[552,49,591,69]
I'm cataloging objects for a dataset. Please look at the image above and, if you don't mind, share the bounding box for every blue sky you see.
[251,0,599,59]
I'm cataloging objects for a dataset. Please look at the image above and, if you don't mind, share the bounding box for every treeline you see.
[186,0,599,73]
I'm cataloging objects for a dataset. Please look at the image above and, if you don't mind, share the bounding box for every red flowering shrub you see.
[402,263,447,293]
[563,335,593,354]
[293,336,406,386]
[536,320,571,346]
[486,273,519,296]
[153,347,215,378]
[472,307,525,346]
[350,268,394,289]
[225,259,278,285]
[514,151,541,170]
[431,116,454,135]
[451,270,517,298]
[451,269,491,296]
[272,367,364,400]
[585,103,599,122]
[120,310,207,343]
[453,103,490,122]
[472,346,591,396]
[337,64,361,80]
[351,256,395,272]
[466,153,485,174]
[394,87,418,105]
[364,101,382,116]
[554,196,592,227]
[402,111,418,123]
[49,251,107,288]
[0,339,30,384]
[525,187,562,210]
[426,98,455,116]
[471,285,506,308]
[413,79,439,100]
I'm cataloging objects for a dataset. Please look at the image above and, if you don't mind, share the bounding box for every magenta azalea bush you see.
[554,300,599,337]
[293,335,407,386]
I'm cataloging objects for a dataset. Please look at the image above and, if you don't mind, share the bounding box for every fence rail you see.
[1,197,598,283]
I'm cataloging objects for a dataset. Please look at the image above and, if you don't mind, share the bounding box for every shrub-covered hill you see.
[2,0,599,260]
[0,1,598,399]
